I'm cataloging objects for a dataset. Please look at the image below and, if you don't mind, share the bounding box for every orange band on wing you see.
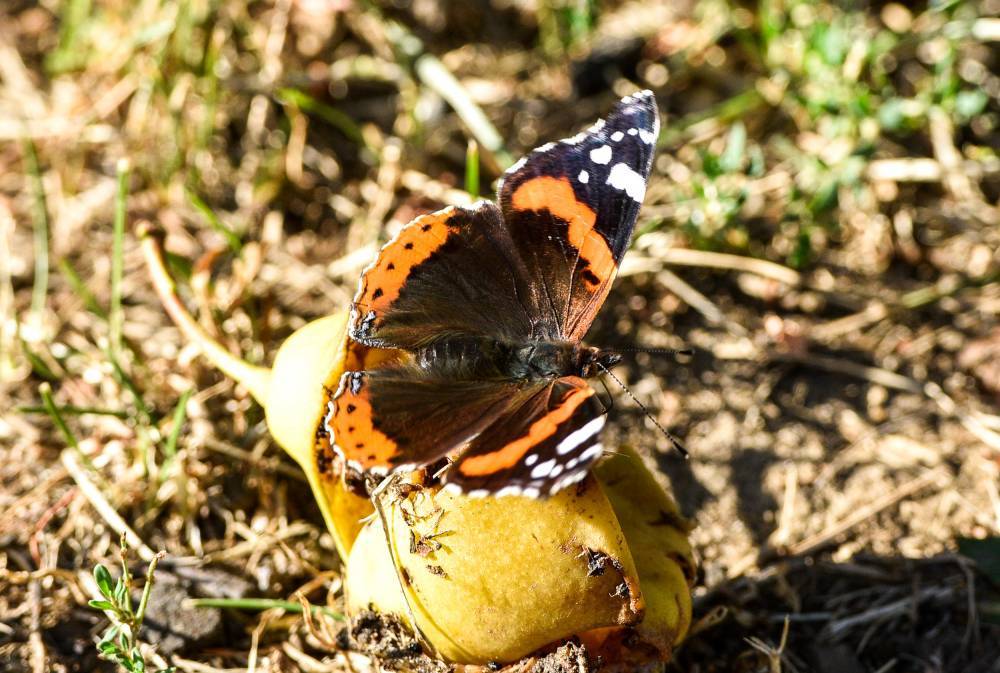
[458,381,594,476]
[327,376,400,469]
[356,208,459,321]
[510,176,615,287]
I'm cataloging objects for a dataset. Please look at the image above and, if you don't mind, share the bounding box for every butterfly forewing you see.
[499,90,659,341]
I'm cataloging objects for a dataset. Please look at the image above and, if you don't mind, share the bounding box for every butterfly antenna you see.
[595,362,689,459]
[616,346,694,357]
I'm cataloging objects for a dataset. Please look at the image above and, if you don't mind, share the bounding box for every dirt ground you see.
[1,1,999,672]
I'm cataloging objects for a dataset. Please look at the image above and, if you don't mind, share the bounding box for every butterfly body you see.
[324,91,661,498]
[411,338,619,382]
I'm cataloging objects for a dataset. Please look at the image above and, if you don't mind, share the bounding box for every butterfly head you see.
[577,346,622,378]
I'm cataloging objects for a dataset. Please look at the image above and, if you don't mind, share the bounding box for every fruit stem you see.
[138,222,271,405]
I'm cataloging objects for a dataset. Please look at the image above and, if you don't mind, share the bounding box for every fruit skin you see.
[588,446,696,664]
[344,452,695,667]
[346,474,644,665]
[264,311,374,560]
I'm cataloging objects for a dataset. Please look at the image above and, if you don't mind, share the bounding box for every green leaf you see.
[701,150,723,179]
[94,564,114,597]
[98,639,119,655]
[955,90,987,121]
[89,599,115,611]
[114,578,130,608]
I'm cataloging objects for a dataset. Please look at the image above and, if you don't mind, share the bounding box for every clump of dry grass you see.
[1,1,998,672]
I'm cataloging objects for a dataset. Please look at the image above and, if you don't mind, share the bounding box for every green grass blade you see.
[39,382,80,450]
[59,258,107,319]
[110,159,129,360]
[276,88,367,147]
[18,404,128,419]
[23,139,49,323]
[185,189,242,254]
[159,389,193,482]
[465,139,480,197]
[188,597,343,620]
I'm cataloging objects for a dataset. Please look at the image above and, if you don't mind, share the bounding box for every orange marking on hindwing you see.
[355,208,460,326]
[326,374,400,470]
[458,380,594,476]
[511,176,615,287]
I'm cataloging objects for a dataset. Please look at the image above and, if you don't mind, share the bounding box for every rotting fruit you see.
[141,224,695,668]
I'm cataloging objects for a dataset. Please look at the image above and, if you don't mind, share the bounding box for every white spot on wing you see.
[531,458,556,479]
[627,128,638,136]
[578,170,589,184]
[589,145,613,165]
[638,128,656,144]
[525,453,538,467]
[611,131,624,142]
[580,444,604,463]
[606,163,647,201]
[556,416,606,455]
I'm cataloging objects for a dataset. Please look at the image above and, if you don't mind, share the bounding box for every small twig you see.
[770,351,922,394]
[655,268,747,336]
[824,585,954,639]
[772,462,798,548]
[972,17,1000,41]
[60,448,157,562]
[787,468,947,558]
[28,576,46,673]
[201,437,307,481]
[138,221,271,405]
[745,617,790,673]
[634,234,802,286]
[295,592,341,650]
[411,50,511,171]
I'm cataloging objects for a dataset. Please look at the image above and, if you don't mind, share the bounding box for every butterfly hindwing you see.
[445,376,607,497]
[324,366,525,475]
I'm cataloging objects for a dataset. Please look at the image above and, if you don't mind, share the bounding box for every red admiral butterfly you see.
[324,91,660,497]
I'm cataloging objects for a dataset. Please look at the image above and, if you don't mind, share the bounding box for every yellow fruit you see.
[344,451,695,666]
[346,474,645,664]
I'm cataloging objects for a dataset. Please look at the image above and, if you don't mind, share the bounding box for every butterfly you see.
[323,91,660,498]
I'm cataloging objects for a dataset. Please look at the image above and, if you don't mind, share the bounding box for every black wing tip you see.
[622,89,655,102]
[613,90,659,127]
